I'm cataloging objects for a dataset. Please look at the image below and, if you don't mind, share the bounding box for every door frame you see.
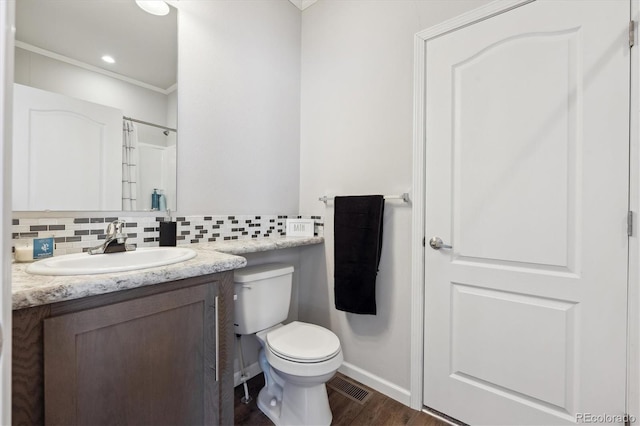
[0,0,13,424]
[409,0,640,418]
[628,0,640,419]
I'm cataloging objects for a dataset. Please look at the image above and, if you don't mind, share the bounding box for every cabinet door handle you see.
[214,295,220,382]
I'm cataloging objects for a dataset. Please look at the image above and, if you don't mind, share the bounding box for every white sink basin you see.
[26,247,197,276]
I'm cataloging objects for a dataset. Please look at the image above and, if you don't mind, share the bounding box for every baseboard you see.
[233,361,263,387]
[338,361,411,406]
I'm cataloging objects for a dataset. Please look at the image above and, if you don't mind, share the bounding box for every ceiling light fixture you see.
[135,0,170,16]
[101,55,115,64]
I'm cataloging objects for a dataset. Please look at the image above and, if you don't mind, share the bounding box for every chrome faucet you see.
[88,220,136,255]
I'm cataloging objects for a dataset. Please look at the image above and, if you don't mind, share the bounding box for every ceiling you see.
[15,0,178,91]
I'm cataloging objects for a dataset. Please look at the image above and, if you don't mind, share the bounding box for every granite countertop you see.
[198,236,324,255]
[12,236,324,310]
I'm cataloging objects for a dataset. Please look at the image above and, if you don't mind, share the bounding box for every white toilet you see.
[234,263,343,426]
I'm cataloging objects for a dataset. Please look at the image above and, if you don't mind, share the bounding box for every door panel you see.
[454,28,579,268]
[451,284,576,409]
[423,1,629,424]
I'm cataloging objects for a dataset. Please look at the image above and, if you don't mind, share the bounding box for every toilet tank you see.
[234,263,294,335]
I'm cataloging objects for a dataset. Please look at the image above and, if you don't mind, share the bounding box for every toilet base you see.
[257,379,333,426]
[257,387,281,425]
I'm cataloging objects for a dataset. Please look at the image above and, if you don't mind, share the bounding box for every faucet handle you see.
[106,221,116,236]
[106,220,125,236]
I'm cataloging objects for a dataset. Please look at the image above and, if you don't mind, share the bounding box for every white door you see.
[12,84,122,210]
[423,1,630,424]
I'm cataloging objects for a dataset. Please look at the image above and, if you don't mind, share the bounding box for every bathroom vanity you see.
[13,272,235,425]
[11,236,323,426]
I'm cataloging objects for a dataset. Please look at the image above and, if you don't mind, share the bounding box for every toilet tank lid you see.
[234,263,294,283]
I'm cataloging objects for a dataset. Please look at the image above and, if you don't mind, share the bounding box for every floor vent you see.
[327,376,372,405]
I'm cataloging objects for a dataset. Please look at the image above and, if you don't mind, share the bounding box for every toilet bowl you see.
[255,322,343,426]
[234,264,343,426]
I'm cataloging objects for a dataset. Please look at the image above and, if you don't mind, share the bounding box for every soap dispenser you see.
[159,209,177,246]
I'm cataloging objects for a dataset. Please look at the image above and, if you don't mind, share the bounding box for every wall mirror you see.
[13,0,178,212]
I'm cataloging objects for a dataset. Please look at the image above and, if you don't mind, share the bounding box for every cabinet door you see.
[44,283,219,425]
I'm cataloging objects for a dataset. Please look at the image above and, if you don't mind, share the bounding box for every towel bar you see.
[318,193,410,204]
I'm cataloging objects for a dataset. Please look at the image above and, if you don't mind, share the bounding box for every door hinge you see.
[630,21,635,48]
[628,211,634,237]
[422,236,426,247]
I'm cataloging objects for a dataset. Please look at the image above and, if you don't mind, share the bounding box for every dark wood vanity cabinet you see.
[12,271,235,426]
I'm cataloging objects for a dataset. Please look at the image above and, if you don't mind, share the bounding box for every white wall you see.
[298,0,490,403]
[174,0,303,388]
[0,1,13,423]
[167,89,178,147]
[177,0,301,215]
[14,48,169,132]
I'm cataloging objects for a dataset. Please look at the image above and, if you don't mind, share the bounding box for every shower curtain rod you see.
[123,116,177,133]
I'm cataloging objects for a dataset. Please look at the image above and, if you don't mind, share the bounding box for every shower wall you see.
[137,143,177,212]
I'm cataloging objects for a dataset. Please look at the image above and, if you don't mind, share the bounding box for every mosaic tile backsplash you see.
[12,214,323,255]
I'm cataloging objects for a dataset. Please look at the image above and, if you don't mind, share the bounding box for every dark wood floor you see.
[234,372,448,426]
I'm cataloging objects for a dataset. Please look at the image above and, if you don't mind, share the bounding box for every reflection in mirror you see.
[13,0,178,212]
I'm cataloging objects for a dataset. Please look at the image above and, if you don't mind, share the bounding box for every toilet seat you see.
[266,321,341,363]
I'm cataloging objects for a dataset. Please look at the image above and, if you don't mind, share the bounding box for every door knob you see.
[429,237,452,250]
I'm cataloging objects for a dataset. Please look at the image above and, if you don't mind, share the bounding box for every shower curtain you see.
[122,119,138,211]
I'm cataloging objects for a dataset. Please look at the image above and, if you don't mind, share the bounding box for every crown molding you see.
[15,41,173,95]
[288,0,318,11]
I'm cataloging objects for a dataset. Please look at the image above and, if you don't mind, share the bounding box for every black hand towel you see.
[334,195,385,315]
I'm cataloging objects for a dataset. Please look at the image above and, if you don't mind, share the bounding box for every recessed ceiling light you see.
[101,55,115,64]
[135,0,170,16]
